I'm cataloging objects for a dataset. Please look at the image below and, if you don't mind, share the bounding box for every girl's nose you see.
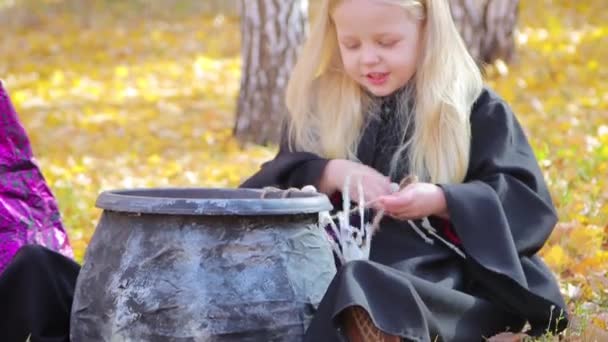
[360,47,381,65]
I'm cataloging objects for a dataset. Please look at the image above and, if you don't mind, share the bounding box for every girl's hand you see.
[377,183,449,220]
[319,159,392,207]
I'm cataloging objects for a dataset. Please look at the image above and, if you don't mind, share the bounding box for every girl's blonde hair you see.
[285,0,483,184]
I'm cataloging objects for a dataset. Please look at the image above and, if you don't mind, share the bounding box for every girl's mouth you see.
[366,72,389,85]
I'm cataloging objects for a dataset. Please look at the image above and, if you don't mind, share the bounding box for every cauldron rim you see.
[95,187,333,216]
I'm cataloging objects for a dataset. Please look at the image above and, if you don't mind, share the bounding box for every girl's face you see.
[332,0,423,97]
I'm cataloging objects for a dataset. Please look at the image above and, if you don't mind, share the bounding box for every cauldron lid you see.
[96,188,333,216]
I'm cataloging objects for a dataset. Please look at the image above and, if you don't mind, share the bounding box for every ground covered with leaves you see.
[1,0,606,338]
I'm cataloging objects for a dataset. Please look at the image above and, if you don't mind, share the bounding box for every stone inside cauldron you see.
[70,188,336,341]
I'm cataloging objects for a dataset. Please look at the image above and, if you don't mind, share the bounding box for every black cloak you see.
[240,88,568,341]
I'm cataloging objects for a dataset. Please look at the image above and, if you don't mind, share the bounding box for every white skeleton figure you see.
[318,175,374,263]
[261,177,466,265]
[322,174,467,263]
[261,182,372,263]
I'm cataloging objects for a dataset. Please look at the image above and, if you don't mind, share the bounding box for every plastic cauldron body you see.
[70,188,336,341]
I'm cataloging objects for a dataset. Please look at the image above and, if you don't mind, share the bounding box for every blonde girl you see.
[242,0,568,340]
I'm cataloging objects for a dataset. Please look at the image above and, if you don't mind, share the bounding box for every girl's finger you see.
[379,193,413,212]
[366,184,388,201]
[393,211,422,221]
[387,212,412,221]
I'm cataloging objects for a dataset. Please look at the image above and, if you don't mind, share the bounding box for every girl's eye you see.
[343,43,360,50]
[378,40,397,47]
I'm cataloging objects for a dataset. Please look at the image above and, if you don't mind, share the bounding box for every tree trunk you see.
[449,0,519,64]
[234,0,308,145]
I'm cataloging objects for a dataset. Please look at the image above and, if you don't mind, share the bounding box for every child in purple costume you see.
[0,80,73,274]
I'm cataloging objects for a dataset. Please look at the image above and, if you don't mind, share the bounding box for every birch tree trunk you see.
[450,0,520,64]
[234,0,308,145]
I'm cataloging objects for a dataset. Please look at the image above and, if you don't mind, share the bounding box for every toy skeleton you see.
[261,176,465,265]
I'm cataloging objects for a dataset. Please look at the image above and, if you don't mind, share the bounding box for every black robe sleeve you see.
[440,88,568,334]
[239,128,330,190]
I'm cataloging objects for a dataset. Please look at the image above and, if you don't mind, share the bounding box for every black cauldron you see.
[70,188,336,341]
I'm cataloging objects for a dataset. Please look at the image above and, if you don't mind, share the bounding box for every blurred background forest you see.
[1,0,606,338]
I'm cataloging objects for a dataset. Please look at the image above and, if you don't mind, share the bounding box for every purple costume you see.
[0,80,73,274]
